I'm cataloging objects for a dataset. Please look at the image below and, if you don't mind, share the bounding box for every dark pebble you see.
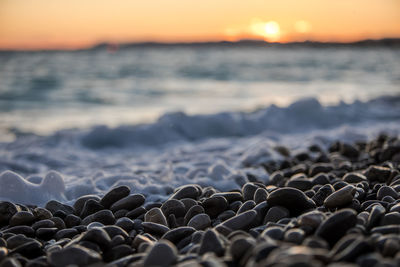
[143,241,177,267]
[267,187,316,215]
[47,245,102,267]
[100,186,130,208]
[202,196,228,218]
[110,194,145,213]
[198,229,224,256]
[220,210,257,231]
[187,214,211,230]
[161,199,186,218]
[144,208,168,226]
[170,184,201,200]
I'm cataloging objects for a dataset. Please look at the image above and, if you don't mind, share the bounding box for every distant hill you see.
[90,38,400,51]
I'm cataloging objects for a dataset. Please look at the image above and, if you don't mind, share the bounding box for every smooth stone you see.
[11,240,43,259]
[220,210,257,231]
[143,241,177,267]
[261,226,284,240]
[229,237,255,261]
[161,227,196,244]
[64,214,81,228]
[309,163,333,176]
[0,202,19,225]
[9,211,36,226]
[254,188,268,204]
[49,217,66,230]
[312,184,335,206]
[242,183,259,201]
[367,204,386,229]
[170,185,201,200]
[212,192,243,203]
[100,186,131,208]
[110,194,145,213]
[32,207,52,221]
[47,244,102,267]
[343,173,367,183]
[92,209,115,225]
[36,227,58,240]
[142,222,170,236]
[202,196,228,218]
[103,244,132,262]
[381,212,400,225]
[286,179,313,191]
[218,210,236,222]
[125,207,147,219]
[284,229,305,244]
[377,186,398,200]
[364,165,392,182]
[198,229,224,256]
[263,206,289,224]
[45,200,74,216]
[187,214,211,230]
[316,209,357,246]
[73,195,101,216]
[79,199,104,218]
[267,187,316,215]
[80,227,112,250]
[183,205,204,225]
[324,185,355,209]
[6,234,35,249]
[161,199,186,218]
[3,226,34,237]
[237,200,256,214]
[298,211,326,229]
[144,208,168,226]
[115,217,135,232]
[332,237,372,262]
[102,225,128,239]
[55,228,79,240]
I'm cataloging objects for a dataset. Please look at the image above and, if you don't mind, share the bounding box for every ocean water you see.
[0,46,400,205]
[1,47,399,138]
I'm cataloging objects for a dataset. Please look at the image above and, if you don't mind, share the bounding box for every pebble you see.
[183,205,205,225]
[80,199,104,218]
[220,210,257,231]
[73,195,101,216]
[9,211,35,226]
[161,199,186,218]
[0,201,19,225]
[100,186,131,208]
[145,207,168,226]
[254,188,268,203]
[47,244,102,267]
[324,185,355,209]
[142,222,170,236]
[187,214,211,230]
[242,183,259,201]
[198,229,224,256]
[316,209,357,246]
[202,196,229,218]
[263,206,290,223]
[45,200,74,216]
[161,227,196,244]
[92,209,115,225]
[343,173,367,183]
[143,241,177,267]
[170,184,201,200]
[110,194,145,212]
[377,186,398,200]
[267,187,316,215]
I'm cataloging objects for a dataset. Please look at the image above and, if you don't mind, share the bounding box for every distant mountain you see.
[90,38,400,51]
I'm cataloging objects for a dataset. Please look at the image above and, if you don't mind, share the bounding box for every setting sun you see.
[251,20,281,42]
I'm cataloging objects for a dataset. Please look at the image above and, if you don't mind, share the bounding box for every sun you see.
[251,20,281,42]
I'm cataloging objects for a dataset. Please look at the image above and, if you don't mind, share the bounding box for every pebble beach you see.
[1,132,400,266]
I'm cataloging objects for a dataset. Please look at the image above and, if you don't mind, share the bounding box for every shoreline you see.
[0,134,400,266]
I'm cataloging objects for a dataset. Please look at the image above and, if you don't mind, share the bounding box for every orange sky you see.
[0,0,399,50]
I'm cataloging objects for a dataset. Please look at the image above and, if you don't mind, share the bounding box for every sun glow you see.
[251,20,281,42]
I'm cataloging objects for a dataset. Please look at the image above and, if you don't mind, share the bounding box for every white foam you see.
[0,95,399,206]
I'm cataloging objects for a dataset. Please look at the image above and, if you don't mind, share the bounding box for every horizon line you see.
[1,37,400,52]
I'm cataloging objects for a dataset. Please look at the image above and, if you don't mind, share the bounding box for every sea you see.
[0,45,399,205]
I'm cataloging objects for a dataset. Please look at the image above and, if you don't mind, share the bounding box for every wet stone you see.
[198,229,224,256]
[324,185,355,209]
[110,194,145,213]
[170,184,201,200]
[263,206,290,223]
[45,200,74,216]
[143,241,177,267]
[73,195,101,216]
[0,202,19,225]
[100,186,131,208]
[254,188,268,204]
[202,196,228,218]
[242,183,259,201]
[145,207,168,226]
[187,214,211,230]
[79,199,104,218]
[316,208,357,246]
[267,187,316,216]
[9,212,35,226]
[47,244,102,267]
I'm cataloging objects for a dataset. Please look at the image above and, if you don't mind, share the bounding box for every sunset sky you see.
[0,0,399,50]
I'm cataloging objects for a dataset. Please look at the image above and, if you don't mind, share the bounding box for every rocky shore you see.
[1,133,400,266]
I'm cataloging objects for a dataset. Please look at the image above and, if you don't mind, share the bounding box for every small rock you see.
[45,200,74,216]
[187,214,211,230]
[170,185,201,200]
[324,185,355,209]
[202,196,228,218]
[110,194,145,212]
[198,229,224,256]
[0,201,19,225]
[267,187,316,215]
[143,241,177,267]
[161,199,186,218]
[142,222,170,236]
[263,206,289,223]
[100,186,130,208]
[145,208,168,226]
[220,210,257,231]
[343,173,367,183]
[9,211,35,226]
[73,195,101,216]
[377,186,398,200]
[92,209,115,225]
[47,244,102,267]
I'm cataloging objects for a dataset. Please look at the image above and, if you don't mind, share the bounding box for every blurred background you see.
[0,0,399,141]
